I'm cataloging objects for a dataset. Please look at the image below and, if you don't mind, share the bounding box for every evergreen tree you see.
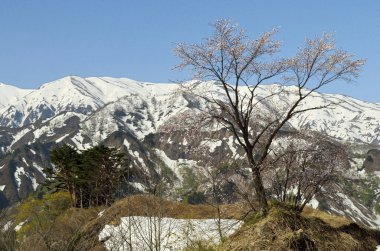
[45,144,128,208]
[46,145,81,207]
[80,145,128,207]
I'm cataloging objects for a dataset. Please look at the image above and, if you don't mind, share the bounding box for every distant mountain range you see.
[0,76,379,226]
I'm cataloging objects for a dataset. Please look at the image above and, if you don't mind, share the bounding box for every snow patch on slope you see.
[14,167,26,191]
[201,139,222,153]
[99,216,242,251]
[154,149,197,180]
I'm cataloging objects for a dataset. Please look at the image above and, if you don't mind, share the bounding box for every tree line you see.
[44,144,129,208]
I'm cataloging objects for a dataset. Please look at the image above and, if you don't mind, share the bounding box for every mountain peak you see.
[0,83,33,109]
[0,76,380,145]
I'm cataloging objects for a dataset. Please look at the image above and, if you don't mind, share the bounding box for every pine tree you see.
[44,144,128,208]
[47,145,81,207]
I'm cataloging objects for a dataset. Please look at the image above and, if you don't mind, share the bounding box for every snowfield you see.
[99,216,243,251]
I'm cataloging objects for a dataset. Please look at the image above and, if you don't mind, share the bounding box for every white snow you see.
[227,136,238,157]
[14,166,40,191]
[14,167,26,191]
[33,163,45,177]
[30,177,38,190]
[22,158,28,165]
[201,139,222,153]
[33,126,48,139]
[14,220,26,232]
[71,132,91,150]
[123,139,130,148]
[0,83,32,109]
[308,198,319,209]
[182,138,188,146]
[133,151,146,168]
[11,128,31,146]
[99,216,243,251]
[0,185,5,191]
[130,182,146,192]
[98,210,105,217]
[56,134,69,143]
[337,192,378,227]
[2,221,12,231]
[154,149,197,180]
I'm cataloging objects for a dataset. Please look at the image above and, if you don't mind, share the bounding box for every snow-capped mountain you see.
[1,76,380,145]
[0,76,175,128]
[0,83,33,109]
[0,76,379,227]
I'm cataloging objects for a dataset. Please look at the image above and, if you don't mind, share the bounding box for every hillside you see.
[0,76,380,227]
[2,194,379,251]
[220,205,380,251]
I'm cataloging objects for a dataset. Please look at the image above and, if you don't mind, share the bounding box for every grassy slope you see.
[220,205,380,251]
[11,194,380,251]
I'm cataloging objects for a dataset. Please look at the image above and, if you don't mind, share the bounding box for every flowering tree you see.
[174,20,364,214]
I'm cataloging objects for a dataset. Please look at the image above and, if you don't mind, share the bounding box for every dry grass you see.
[219,205,380,251]
[14,195,380,251]
[301,206,351,228]
[99,194,247,221]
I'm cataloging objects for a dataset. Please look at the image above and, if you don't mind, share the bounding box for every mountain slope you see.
[0,76,379,227]
[0,76,171,128]
[2,77,380,144]
[0,83,33,109]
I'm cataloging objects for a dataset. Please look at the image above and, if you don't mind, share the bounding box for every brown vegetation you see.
[12,194,247,250]
[5,194,380,251]
[220,204,380,251]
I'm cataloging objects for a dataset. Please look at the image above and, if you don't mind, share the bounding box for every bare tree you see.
[174,19,364,214]
[263,131,349,212]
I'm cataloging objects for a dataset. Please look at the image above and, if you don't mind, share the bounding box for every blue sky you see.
[0,1,379,102]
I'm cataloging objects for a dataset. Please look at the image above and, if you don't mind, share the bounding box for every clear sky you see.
[0,1,379,102]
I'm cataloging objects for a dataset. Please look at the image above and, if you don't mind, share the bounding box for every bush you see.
[342,174,380,208]
[184,191,206,205]
[15,191,71,236]
[15,191,99,251]
[183,240,216,251]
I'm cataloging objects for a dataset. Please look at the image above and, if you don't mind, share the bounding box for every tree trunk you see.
[247,154,268,215]
[70,185,76,207]
[80,189,83,209]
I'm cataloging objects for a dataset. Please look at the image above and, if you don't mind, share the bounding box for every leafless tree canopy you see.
[263,131,349,212]
[174,19,364,213]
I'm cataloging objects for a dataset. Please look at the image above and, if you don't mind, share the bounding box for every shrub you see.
[184,191,206,205]
[15,191,71,236]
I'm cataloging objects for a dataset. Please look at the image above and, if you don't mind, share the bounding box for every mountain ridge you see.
[0,76,380,228]
[2,76,380,145]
